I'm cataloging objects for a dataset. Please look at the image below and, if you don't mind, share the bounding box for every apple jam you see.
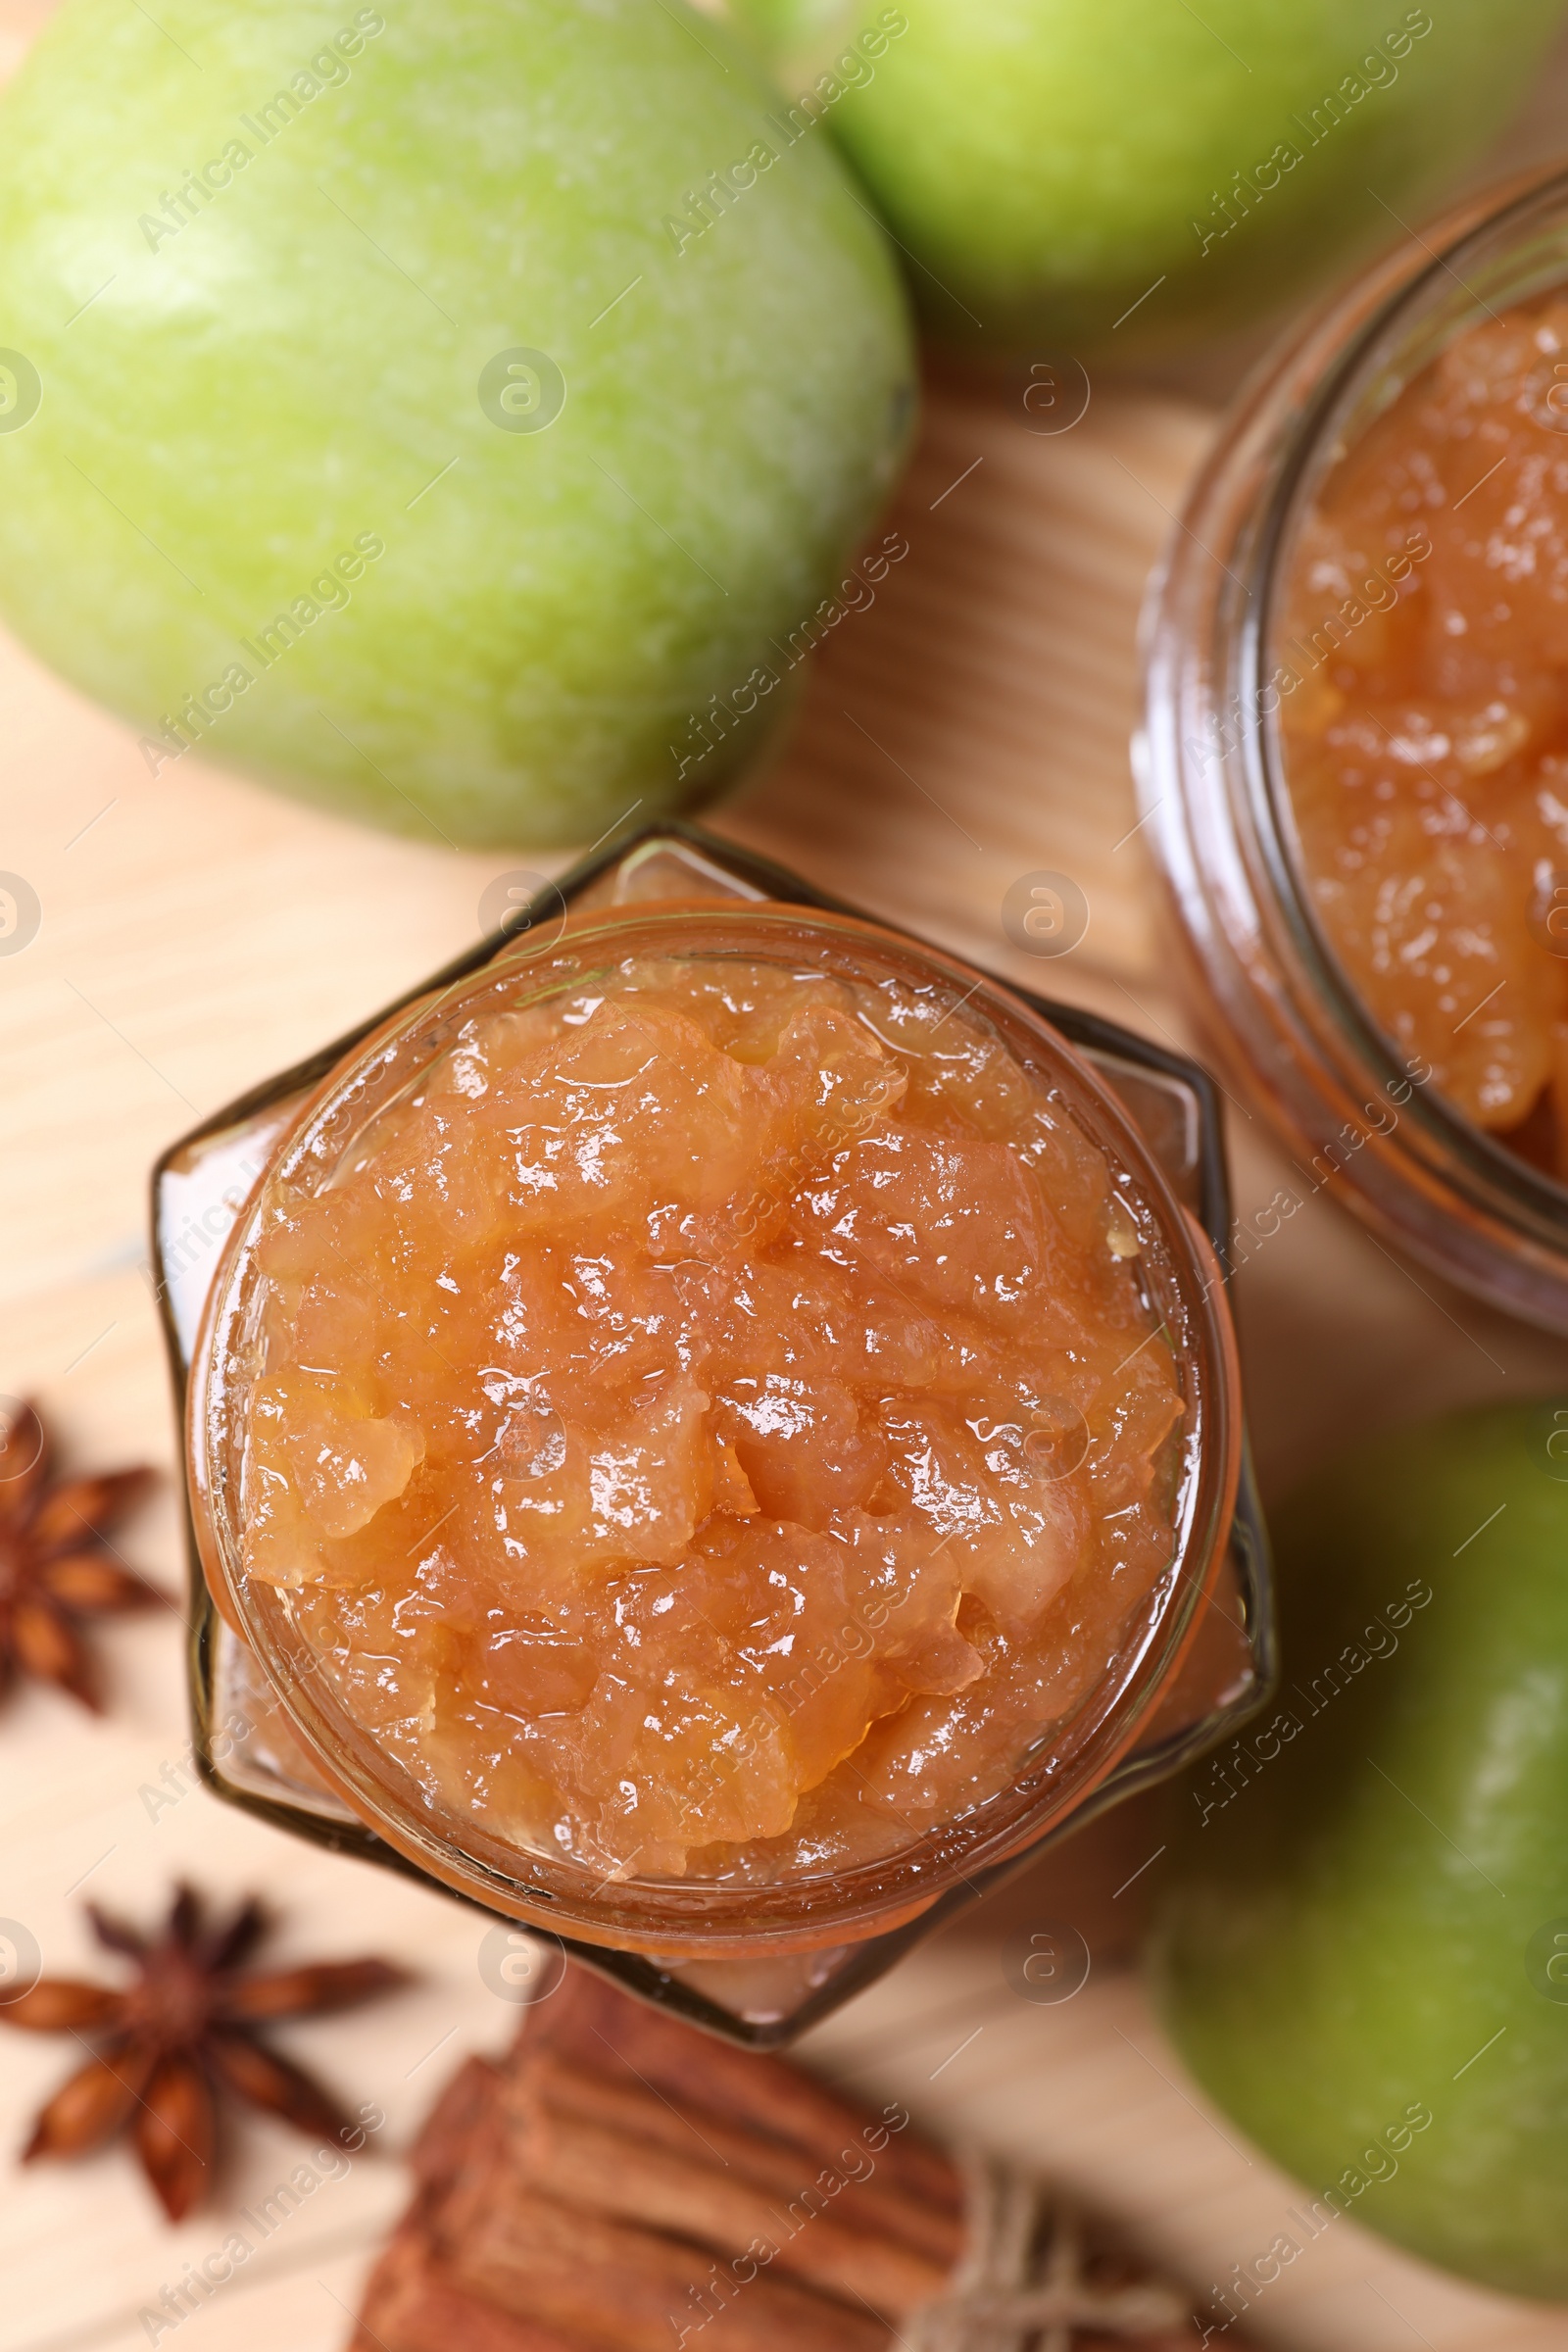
[1279,295,1568,1169]
[234,938,1185,1886]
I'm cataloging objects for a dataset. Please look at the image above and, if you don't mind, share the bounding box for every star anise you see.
[0,1398,162,1708]
[2,1886,408,2219]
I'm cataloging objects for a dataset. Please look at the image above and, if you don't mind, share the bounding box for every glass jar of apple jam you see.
[183,862,1247,1984]
[1141,166,1568,1331]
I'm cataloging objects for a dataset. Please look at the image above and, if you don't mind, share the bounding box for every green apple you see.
[0,0,912,846]
[723,0,1568,350]
[1152,1400,1568,2300]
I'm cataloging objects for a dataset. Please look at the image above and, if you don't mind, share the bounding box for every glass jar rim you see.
[187,897,1241,1958]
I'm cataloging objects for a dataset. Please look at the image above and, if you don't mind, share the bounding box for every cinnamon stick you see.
[413,2053,504,2193]
[533,1970,961,2220]
[520,2049,964,2272]
[349,1966,968,2352]
[447,2176,891,2352]
[353,2224,588,2352]
[504,2061,951,2317]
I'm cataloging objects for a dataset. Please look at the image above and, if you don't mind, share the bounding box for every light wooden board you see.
[6,8,1568,2348]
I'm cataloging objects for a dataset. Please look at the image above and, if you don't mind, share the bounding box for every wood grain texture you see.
[4,5,1568,2345]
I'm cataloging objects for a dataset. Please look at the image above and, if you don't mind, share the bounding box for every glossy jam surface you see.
[1279,296,1568,1168]
[236,946,1184,1884]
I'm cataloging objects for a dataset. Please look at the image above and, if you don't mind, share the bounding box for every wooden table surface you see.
[6,10,1568,2347]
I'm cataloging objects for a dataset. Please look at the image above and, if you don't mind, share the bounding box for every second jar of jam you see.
[1141,165,1568,1332]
